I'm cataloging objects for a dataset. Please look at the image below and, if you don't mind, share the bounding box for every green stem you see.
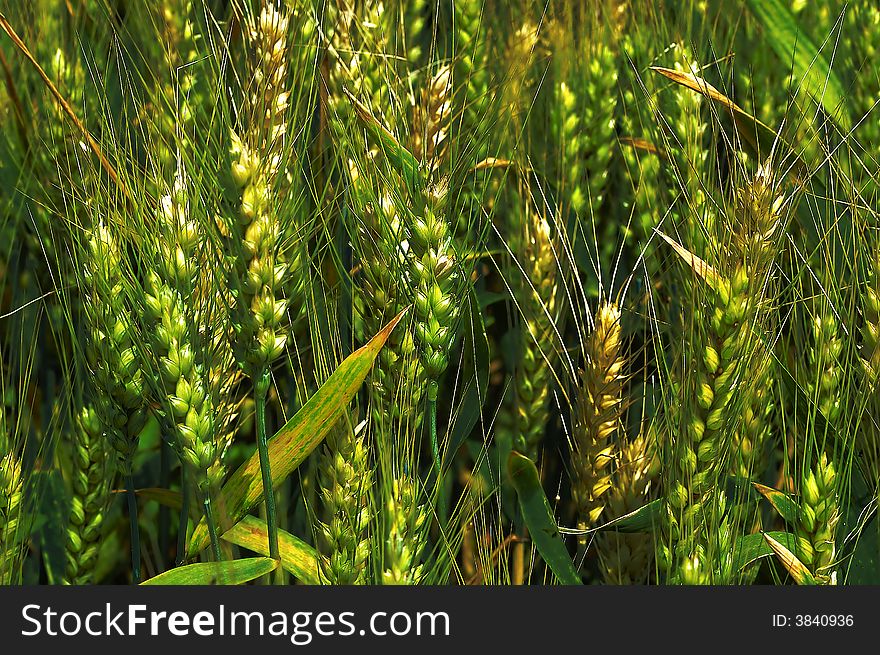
[428,379,440,472]
[126,474,140,584]
[203,492,222,562]
[255,369,280,562]
[175,466,189,567]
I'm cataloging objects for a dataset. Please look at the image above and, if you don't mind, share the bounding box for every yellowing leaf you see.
[651,66,773,134]
[188,309,407,555]
[764,533,819,585]
[222,516,321,585]
[140,557,277,585]
[753,482,800,525]
[655,229,721,288]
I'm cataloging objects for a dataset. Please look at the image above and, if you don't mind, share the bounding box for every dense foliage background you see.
[0,0,878,585]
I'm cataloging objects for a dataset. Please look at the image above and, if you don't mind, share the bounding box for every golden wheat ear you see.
[571,301,624,541]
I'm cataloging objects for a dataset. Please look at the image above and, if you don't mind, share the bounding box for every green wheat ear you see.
[382,476,429,585]
[81,221,149,477]
[0,419,23,584]
[140,171,237,560]
[662,160,784,584]
[500,190,561,462]
[797,453,839,585]
[318,419,373,585]
[597,431,658,584]
[64,406,112,585]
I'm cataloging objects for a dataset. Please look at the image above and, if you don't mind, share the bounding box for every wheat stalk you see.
[661,162,783,584]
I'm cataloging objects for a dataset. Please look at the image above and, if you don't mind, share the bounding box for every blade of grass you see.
[140,557,277,585]
[254,369,278,562]
[754,482,801,525]
[650,64,810,178]
[733,531,799,571]
[655,229,721,288]
[559,498,665,535]
[222,516,321,585]
[508,451,581,585]
[188,308,408,555]
[744,0,851,132]
[764,532,820,585]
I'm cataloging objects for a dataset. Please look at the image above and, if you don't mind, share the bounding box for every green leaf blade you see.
[753,483,800,525]
[745,0,850,132]
[732,531,798,571]
[508,451,581,585]
[140,557,278,586]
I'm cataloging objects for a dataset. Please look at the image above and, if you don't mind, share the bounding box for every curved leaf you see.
[732,531,798,571]
[189,309,407,555]
[222,516,320,585]
[655,229,721,289]
[508,451,581,585]
[650,65,775,158]
[344,88,420,191]
[140,557,277,586]
[764,533,819,585]
[753,482,800,525]
[592,499,664,534]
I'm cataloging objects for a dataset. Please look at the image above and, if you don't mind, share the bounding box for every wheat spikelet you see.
[412,65,452,170]
[81,221,148,477]
[861,248,880,384]
[144,175,235,500]
[666,44,710,251]
[728,165,781,481]
[318,419,373,585]
[797,453,839,584]
[506,196,560,460]
[381,476,428,585]
[0,412,22,584]
[596,432,657,584]
[153,0,202,175]
[64,406,112,584]
[572,301,624,539]
[454,0,490,137]
[225,3,312,383]
[662,163,783,583]
[402,0,428,67]
[618,34,663,282]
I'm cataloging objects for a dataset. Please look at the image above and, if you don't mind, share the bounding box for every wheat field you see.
[0,0,877,586]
